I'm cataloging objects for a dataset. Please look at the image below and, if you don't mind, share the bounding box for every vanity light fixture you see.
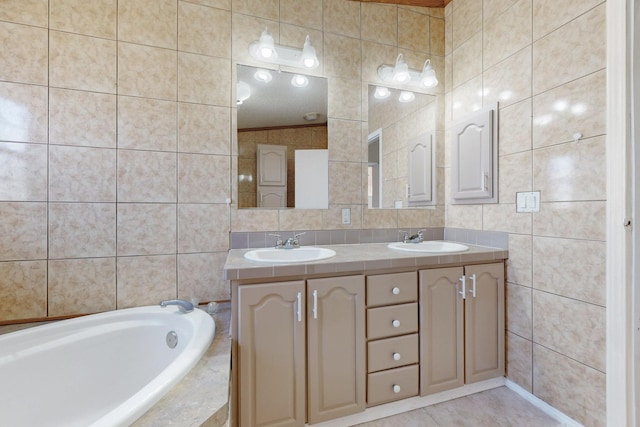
[236,81,251,105]
[291,74,309,87]
[378,54,439,89]
[249,28,319,70]
[253,68,273,83]
[374,86,391,100]
[398,91,415,103]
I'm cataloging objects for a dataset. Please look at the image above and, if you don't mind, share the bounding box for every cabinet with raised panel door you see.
[419,263,505,396]
[236,275,365,427]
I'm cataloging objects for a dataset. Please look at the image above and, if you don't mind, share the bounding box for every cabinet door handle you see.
[312,290,318,319]
[392,384,401,393]
[459,275,466,300]
[392,287,400,295]
[393,352,401,361]
[482,170,488,191]
[469,274,477,298]
[296,292,302,322]
[392,319,401,328]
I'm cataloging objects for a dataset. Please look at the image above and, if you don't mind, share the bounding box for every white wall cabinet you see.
[407,132,435,206]
[257,144,287,207]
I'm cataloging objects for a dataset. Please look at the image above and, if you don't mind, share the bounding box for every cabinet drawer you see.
[367,303,418,340]
[367,365,419,406]
[368,334,419,373]
[367,272,417,307]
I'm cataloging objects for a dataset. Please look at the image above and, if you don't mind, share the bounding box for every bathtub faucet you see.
[159,299,194,313]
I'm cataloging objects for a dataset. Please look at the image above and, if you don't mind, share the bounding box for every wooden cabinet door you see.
[419,267,464,395]
[464,263,505,384]
[237,281,306,427]
[306,275,366,423]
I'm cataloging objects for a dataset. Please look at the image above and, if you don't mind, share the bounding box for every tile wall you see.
[0,0,444,322]
[444,1,606,425]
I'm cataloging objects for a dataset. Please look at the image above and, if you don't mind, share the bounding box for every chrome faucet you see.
[270,232,305,249]
[159,299,194,313]
[400,229,424,244]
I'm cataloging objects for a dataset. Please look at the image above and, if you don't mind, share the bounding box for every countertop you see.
[133,302,231,427]
[224,241,508,281]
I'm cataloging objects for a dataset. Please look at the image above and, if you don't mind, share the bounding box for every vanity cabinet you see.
[365,272,420,406]
[419,263,505,396]
[236,275,365,427]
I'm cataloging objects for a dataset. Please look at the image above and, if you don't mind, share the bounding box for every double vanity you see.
[224,240,508,427]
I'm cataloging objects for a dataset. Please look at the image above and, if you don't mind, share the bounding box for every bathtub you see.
[0,304,215,427]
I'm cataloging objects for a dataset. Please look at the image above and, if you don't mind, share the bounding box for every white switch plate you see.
[516,191,540,213]
[341,208,351,225]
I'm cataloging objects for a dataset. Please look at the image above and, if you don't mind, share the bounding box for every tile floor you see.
[354,387,564,427]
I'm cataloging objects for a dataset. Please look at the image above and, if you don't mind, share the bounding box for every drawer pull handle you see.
[392,319,400,328]
[393,384,401,393]
[392,287,400,295]
[393,352,401,361]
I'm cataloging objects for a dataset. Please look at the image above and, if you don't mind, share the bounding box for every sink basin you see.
[387,241,470,253]
[244,247,337,263]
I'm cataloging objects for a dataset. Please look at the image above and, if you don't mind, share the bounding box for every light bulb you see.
[420,59,438,88]
[398,91,415,103]
[258,28,276,59]
[291,74,309,87]
[254,69,272,83]
[392,54,410,83]
[374,86,390,99]
[301,35,319,69]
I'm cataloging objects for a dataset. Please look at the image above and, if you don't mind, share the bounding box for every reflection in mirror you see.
[367,85,437,209]
[236,64,329,209]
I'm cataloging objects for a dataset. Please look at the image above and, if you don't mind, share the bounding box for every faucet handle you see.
[268,233,283,248]
[399,230,409,242]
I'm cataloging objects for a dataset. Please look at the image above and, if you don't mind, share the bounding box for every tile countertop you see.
[133,302,231,427]
[224,242,509,281]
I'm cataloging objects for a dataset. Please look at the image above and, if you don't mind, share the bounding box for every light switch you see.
[341,208,351,225]
[516,191,540,213]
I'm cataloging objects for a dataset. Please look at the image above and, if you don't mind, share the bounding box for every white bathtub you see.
[0,305,215,427]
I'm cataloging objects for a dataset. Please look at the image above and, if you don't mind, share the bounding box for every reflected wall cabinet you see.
[451,105,498,204]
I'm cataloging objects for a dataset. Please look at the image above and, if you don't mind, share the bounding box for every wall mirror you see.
[236,64,329,209]
[367,85,437,209]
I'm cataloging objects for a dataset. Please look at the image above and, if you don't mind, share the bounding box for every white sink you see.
[244,247,336,263]
[387,241,470,253]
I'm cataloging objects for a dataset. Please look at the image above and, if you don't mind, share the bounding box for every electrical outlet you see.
[341,208,351,225]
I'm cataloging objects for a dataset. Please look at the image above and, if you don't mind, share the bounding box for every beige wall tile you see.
[483,203,532,234]
[498,99,532,156]
[533,290,605,371]
[533,236,606,306]
[117,150,177,203]
[231,208,278,232]
[50,0,116,39]
[328,119,361,162]
[363,209,398,229]
[483,46,532,109]
[280,0,322,30]
[118,0,177,49]
[329,161,362,205]
[506,283,532,339]
[450,75,483,121]
[179,2,231,57]
[532,70,606,149]
[0,202,47,261]
[533,136,605,202]
[232,0,278,20]
[506,331,533,392]
[116,255,177,308]
[328,77,361,121]
[362,41,398,83]
[446,204,483,230]
[323,0,360,39]
[483,0,520,23]
[322,205,363,229]
[49,203,116,259]
[0,142,47,201]
[323,33,361,80]
[361,3,397,45]
[118,42,177,100]
[499,151,531,202]
[0,0,48,27]
[533,201,605,241]
[178,252,230,302]
[0,82,48,143]
[0,260,47,321]
[452,32,482,89]
[48,257,116,316]
[50,88,116,148]
[533,0,604,40]
[451,0,481,49]
[0,22,48,85]
[179,103,231,154]
[482,0,531,70]
[49,31,116,93]
[117,96,177,151]
[430,17,445,56]
[178,204,230,253]
[117,204,177,256]
[178,53,230,106]
[533,344,606,426]
[278,210,323,231]
[189,0,230,9]
[532,4,605,95]
[397,209,431,229]
[50,145,116,202]
[230,14,278,62]
[398,8,430,53]
[178,153,230,203]
[507,233,532,287]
